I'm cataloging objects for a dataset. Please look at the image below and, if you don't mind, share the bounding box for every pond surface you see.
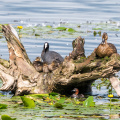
[0,0,120,23]
[0,0,120,119]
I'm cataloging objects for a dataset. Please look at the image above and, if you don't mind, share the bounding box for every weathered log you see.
[0,24,120,96]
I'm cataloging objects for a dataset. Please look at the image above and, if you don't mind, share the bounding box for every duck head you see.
[44,42,49,52]
[101,32,108,44]
[72,88,79,95]
[35,57,42,62]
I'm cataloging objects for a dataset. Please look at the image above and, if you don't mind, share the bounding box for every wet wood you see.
[1,24,120,96]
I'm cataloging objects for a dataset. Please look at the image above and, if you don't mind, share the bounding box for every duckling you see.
[33,57,43,72]
[42,60,61,73]
[71,88,84,99]
[43,63,50,73]
[41,42,64,64]
[96,32,117,58]
[48,60,60,71]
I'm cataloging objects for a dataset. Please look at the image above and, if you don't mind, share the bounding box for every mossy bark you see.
[0,24,120,96]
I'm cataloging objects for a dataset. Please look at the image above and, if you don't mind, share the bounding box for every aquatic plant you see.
[67,28,76,33]
[108,94,113,98]
[93,31,97,36]
[20,96,35,108]
[54,103,63,109]
[108,94,113,110]
[0,104,7,109]
[17,26,23,38]
[56,27,67,31]
[1,115,16,120]
[17,26,23,29]
[83,96,95,107]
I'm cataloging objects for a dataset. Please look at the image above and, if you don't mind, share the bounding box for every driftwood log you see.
[0,24,120,96]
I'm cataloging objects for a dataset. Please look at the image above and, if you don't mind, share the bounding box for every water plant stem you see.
[110,98,111,110]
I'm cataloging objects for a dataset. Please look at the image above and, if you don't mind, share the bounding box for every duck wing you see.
[108,43,117,53]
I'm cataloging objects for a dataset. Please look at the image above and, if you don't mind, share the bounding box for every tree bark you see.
[0,24,120,96]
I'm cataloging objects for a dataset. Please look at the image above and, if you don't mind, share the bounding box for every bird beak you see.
[71,89,75,93]
[101,38,105,44]
[45,44,47,49]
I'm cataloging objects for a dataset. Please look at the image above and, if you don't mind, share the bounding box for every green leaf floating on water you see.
[49,95,57,101]
[49,92,59,96]
[92,28,103,30]
[30,94,49,98]
[83,96,95,107]
[35,33,40,36]
[46,25,52,28]
[0,104,7,109]
[67,28,76,32]
[57,97,65,104]
[56,27,67,31]
[54,103,63,109]
[1,115,16,120]
[20,96,35,108]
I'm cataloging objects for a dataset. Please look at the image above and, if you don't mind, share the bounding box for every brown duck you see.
[96,32,117,58]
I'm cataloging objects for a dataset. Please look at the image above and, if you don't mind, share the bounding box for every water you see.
[0,0,120,23]
[0,1,120,119]
[0,0,120,101]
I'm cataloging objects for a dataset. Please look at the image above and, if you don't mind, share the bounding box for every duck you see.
[33,57,57,73]
[48,60,60,71]
[96,32,117,58]
[43,63,49,73]
[33,57,43,72]
[42,61,59,73]
[41,42,64,65]
[71,88,84,98]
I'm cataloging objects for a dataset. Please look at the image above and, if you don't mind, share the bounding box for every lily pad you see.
[1,115,16,120]
[30,94,49,98]
[0,104,7,109]
[92,28,103,30]
[57,97,65,104]
[54,103,63,109]
[83,96,95,107]
[35,33,40,36]
[56,27,67,31]
[46,25,52,28]
[67,28,76,33]
[49,92,59,96]
[20,96,35,108]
